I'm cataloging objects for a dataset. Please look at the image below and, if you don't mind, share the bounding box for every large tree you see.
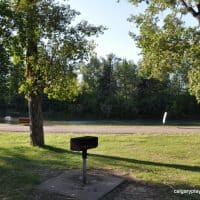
[128,0,200,24]
[0,0,104,146]
[115,59,138,100]
[128,0,200,102]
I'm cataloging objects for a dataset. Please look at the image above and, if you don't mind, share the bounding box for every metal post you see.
[82,157,87,184]
[82,148,87,184]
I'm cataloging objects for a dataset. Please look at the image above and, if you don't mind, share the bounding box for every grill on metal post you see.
[70,136,98,184]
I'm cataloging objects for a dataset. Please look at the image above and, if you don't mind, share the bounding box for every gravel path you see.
[0,123,200,134]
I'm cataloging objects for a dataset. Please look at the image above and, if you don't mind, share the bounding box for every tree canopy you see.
[0,0,104,146]
[128,0,200,102]
[0,0,104,100]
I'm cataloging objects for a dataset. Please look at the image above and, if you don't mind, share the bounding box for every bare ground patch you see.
[28,169,186,200]
[0,123,200,134]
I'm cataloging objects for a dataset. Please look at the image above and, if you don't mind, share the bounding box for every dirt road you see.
[0,123,200,134]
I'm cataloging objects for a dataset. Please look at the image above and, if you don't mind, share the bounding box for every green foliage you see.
[0,0,104,101]
[0,44,10,100]
[99,54,117,99]
[78,54,200,119]
[1,0,200,119]
[81,55,140,118]
[188,66,200,102]
[128,0,200,102]
[44,74,79,101]
[187,32,200,102]
[81,56,102,93]
[115,59,139,100]
[137,78,168,115]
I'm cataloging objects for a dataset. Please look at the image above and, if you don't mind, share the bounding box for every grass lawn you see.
[0,132,200,199]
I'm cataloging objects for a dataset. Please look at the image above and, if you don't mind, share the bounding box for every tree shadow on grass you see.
[1,145,200,200]
[88,153,200,172]
[43,145,200,173]
[3,145,199,175]
[43,145,69,153]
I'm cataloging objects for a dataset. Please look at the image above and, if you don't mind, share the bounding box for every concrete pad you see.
[37,170,124,200]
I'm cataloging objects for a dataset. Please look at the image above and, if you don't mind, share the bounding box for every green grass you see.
[0,132,200,199]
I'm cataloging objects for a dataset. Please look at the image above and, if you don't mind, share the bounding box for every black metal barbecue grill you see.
[70,136,98,184]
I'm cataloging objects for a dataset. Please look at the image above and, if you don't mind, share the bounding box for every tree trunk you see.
[29,94,44,147]
[25,2,44,147]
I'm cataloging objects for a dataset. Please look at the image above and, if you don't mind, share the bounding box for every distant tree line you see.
[77,54,200,120]
[1,0,199,147]
[1,53,199,120]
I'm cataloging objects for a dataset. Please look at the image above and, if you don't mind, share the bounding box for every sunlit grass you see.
[0,132,200,199]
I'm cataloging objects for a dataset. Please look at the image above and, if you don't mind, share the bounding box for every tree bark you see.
[28,94,44,147]
[24,1,45,147]
[179,0,200,24]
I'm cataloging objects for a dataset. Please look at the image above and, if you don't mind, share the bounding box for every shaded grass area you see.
[0,132,200,199]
